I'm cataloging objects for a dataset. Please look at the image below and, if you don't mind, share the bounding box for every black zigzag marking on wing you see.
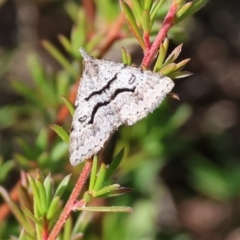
[89,87,136,124]
[85,65,125,101]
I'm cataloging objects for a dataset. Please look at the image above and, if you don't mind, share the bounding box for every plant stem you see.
[47,160,93,240]
[143,32,151,50]
[42,221,48,240]
[99,12,126,58]
[141,1,178,68]
[83,0,96,37]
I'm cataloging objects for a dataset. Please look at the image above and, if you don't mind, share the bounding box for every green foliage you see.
[0,158,15,183]
[51,125,70,144]
[121,47,132,65]
[0,171,72,239]
[175,0,208,23]
[154,38,192,78]
[0,0,216,240]
[120,0,206,50]
[81,149,132,204]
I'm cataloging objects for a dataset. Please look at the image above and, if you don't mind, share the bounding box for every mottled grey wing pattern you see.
[69,48,174,166]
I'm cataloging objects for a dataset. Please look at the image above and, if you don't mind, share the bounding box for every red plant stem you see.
[83,0,96,37]
[141,1,178,68]
[98,13,126,58]
[42,221,49,240]
[143,32,151,51]
[47,160,93,240]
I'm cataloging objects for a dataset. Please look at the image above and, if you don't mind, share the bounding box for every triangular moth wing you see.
[69,49,174,166]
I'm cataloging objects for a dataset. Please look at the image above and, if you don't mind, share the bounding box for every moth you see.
[69,48,174,166]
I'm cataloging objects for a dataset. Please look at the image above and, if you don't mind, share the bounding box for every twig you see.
[98,13,126,58]
[83,0,96,37]
[141,1,178,68]
[143,32,151,51]
[47,159,93,240]
[42,222,49,240]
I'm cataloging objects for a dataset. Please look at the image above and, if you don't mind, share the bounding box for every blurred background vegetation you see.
[0,0,240,239]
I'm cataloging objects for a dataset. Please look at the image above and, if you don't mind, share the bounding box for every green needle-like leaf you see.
[162,44,182,68]
[28,54,46,89]
[46,196,60,220]
[63,217,72,240]
[64,1,79,23]
[54,174,71,198]
[93,184,120,198]
[175,58,191,71]
[19,229,33,240]
[132,0,143,24]
[27,53,56,104]
[28,175,44,216]
[120,0,145,49]
[22,207,42,226]
[100,187,133,198]
[154,38,169,72]
[62,96,75,116]
[0,161,14,183]
[93,164,107,191]
[58,34,71,53]
[57,72,70,98]
[35,129,48,152]
[176,2,192,20]
[159,63,177,75]
[122,48,132,65]
[44,174,53,208]
[121,47,128,65]
[33,201,40,220]
[18,185,32,213]
[42,40,77,78]
[71,21,86,59]
[36,179,48,215]
[105,148,124,181]
[85,33,103,53]
[51,125,70,144]
[126,50,132,65]
[89,155,98,191]
[150,0,164,26]
[169,71,192,79]
[0,187,29,228]
[50,142,68,162]
[175,0,208,24]
[142,10,150,34]
[174,0,186,7]
[77,206,133,213]
[144,0,153,11]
